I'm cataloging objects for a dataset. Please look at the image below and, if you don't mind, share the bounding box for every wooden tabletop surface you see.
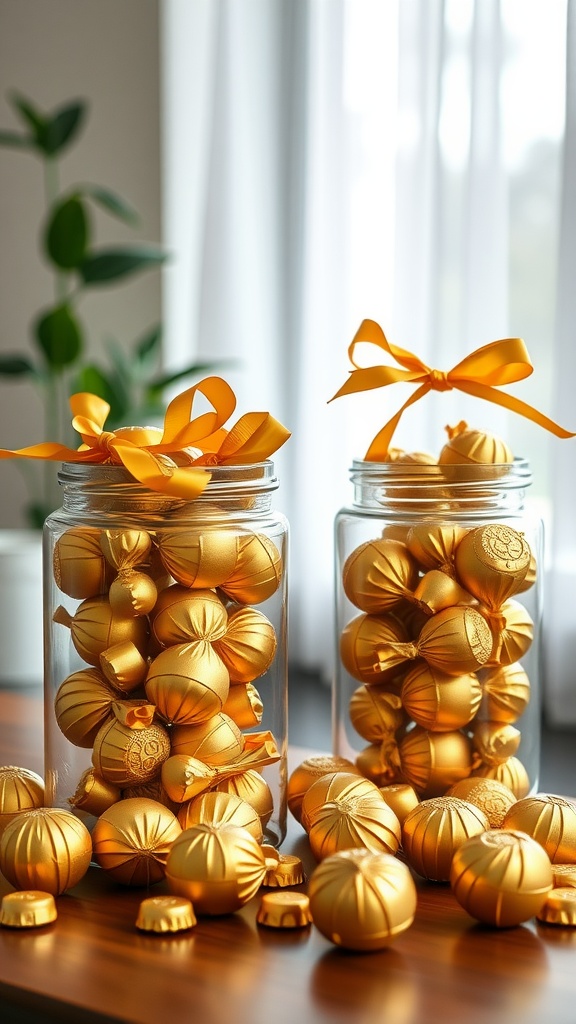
[1,687,576,1024]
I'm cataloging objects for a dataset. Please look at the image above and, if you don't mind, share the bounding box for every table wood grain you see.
[1,687,576,1024]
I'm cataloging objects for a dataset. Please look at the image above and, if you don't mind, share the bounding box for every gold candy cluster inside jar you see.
[334,431,542,799]
[44,461,288,847]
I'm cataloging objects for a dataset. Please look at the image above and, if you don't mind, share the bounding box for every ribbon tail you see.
[0,441,98,462]
[364,384,432,460]
[216,413,291,464]
[329,365,420,402]
[455,381,576,439]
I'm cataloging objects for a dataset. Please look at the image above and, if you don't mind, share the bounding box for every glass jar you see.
[44,461,288,847]
[333,459,542,801]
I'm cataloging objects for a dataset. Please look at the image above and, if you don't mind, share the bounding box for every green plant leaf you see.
[35,304,83,368]
[45,195,89,269]
[0,355,36,376]
[135,324,162,362]
[81,184,139,226]
[43,100,86,155]
[25,502,50,530]
[9,93,47,139]
[72,364,128,423]
[79,246,167,285]
[0,130,33,149]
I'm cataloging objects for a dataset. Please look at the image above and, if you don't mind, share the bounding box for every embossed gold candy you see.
[145,641,230,726]
[286,755,360,824]
[0,807,92,895]
[454,523,531,610]
[402,796,489,881]
[300,771,381,833]
[398,726,473,797]
[308,848,417,951]
[136,895,197,933]
[91,797,182,885]
[471,755,530,798]
[342,537,418,613]
[212,606,277,683]
[400,663,482,732]
[166,822,267,915]
[92,708,171,786]
[177,790,263,843]
[450,829,553,926]
[502,795,576,863]
[446,776,516,828]
[0,765,45,838]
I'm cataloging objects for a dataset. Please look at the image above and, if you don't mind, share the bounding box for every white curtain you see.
[160,0,570,716]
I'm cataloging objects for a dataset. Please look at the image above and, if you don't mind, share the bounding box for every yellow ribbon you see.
[0,376,291,499]
[330,319,574,460]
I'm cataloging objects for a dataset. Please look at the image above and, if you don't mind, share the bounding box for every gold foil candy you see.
[355,740,403,787]
[536,887,576,926]
[450,829,553,927]
[91,797,182,885]
[413,606,493,676]
[471,755,530,798]
[401,662,482,732]
[53,526,109,599]
[300,772,380,833]
[488,599,534,666]
[109,570,158,617]
[286,755,360,824]
[454,523,531,611]
[121,778,179,815]
[212,606,277,683]
[54,668,117,748]
[92,710,171,786]
[219,532,282,605]
[411,569,475,615]
[145,641,230,726]
[439,421,513,469]
[166,822,267,915]
[502,794,576,863]
[221,682,263,728]
[398,726,473,797]
[0,765,44,839]
[136,895,197,933]
[0,807,92,895]
[157,529,239,588]
[308,848,417,952]
[472,721,521,766]
[70,768,121,816]
[169,713,245,767]
[100,640,149,693]
[349,685,404,743]
[307,790,401,862]
[151,586,228,647]
[402,796,489,881]
[378,784,420,826]
[257,891,312,929]
[340,612,408,685]
[480,661,531,723]
[54,596,149,667]
[213,769,273,827]
[100,528,152,572]
[552,864,576,888]
[177,790,263,844]
[406,524,467,575]
[342,537,418,613]
[0,890,57,929]
[446,776,516,828]
[161,754,218,803]
[263,853,305,887]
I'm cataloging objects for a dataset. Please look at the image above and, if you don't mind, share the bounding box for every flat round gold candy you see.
[221,682,263,729]
[454,524,531,611]
[136,895,197,933]
[54,668,117,748]
[446,777,516,828]
[100,640,148,693]
[213,769,273,827]
[157,530,238,588]
[439,422,513,470]
[219,532,282,605]
[145,641,230,726]
[212,606,277,683]
[378,784,420,825]
[402,796,489,881]
[287,755,360,824]
[398,726,473,797]
[0,765,44,839]
[401,663,482,732]
[450,829,553,927]
[308,848,417,951]
[552,864,576,888]
[92,797,182,886]
[479,661,531,723]
[263,853,304,887]
[0,890,57,928]
[70,768,121,816]
[170,713,244,767]
[308,790,401,861]
[471,755,530,798]
[406,524,467,575]
[92,714,171,787]
[177,790,263,843]
[257,891,312,929]
[166,822,266,915]
[151,586,228,647]
[340,612,408,685]
[0,807,92,895]
[53,526,109,599]
[109,570,158,618]
[502,795,576,863]
[300,772,380,833]
[342,538,418,613]
[536,887,576,926]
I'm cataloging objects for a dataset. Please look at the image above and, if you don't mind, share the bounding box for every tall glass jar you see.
[334,459,542,801]
[44,461,288,847]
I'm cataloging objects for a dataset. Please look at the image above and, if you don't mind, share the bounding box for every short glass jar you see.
[333,459,542,800]
[44,461,288,847]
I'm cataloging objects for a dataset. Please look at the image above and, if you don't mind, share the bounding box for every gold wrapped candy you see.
[488,599,534,666]
[212,606,277,683]
[411,569,474,615]
[0,765,45,838]
[402,796,489,881]
[54,596,149,667]
[53,526,110,599]
[92,709,171,786]
[151,586,228,647]
[157,530,239,588]
[552,864,576,888]
[70,768,121,816]
[144,641,230,726]
[307,791,401,861]
[406,524,467,575]
[0,890,57,929]
[355,739,403,787]
[536,887,576,926]
[349,685,403,743]
[0,807,92,895]
[454,523,531,610]
[471,756,530,798]
[286,755,360,824]
[300,771,380,833]
[378,783,420,825]
[170,713,244,767]
[502,795,576,863]
[161,732,280,803]
[439,422,513,470]
[91,797,182,885]
[136,895,197,933]
[263,853,305,887]
[166,822,266,915]
[109,570,158,618]
[54,668,117,747]
[377,606,493,677]
[446,777,516,828]
[450,829,553,927]
[219,532,282,605]
[100,640,149,693]
[177,790,263,843]
[100,528,152,571]
[213,769,273,827]
[340,612,408,685]
[400,663,482,732]
[342,537,418,613]
[480,661,531,723]
[472,721,521,766]
[398,726,473,797]
[221,683,263,729]
[256,892,312,929]
[308,848,417,951]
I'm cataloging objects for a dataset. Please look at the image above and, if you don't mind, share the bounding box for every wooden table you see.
[1,688,576,1024]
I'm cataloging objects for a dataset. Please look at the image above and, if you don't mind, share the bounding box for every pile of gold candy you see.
[338,423,537,801]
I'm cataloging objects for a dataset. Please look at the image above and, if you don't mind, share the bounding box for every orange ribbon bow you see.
[0,376,291,499]
[330,319,574,460]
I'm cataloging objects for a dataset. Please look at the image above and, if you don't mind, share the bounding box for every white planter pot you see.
[0,530,43,686]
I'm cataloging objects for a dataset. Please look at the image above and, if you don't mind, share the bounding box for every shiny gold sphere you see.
[349,685,404,742]
[92,714,171,787]
[340,612,408,685]
[489,599,534,667]
[300,772,380,833]
[454,524,531,610]
[151,585,228,647]
[145,641,230,726]
[471,721,521,766]
[157,529,239,588]
[0,807,92,895]
[213,769,274,827]
[308,791,401,861]
[54,667,117,748]
[286,755,360,824]
[109,570,158,618]
[65,596,149,667]
[406,524,467,574]
[53,526,110,599]
[398,726,473,797]
[177,789,263,843]
[91,797,182,885]
[166,822,266,915]
[169,713,244,767]
[213,606,277,683]
[401,662,482,732]
[471,755,530,798]
[439,422,513,469]
[502,795,576,863]
[378,783,420,825]
[402,796,489,881]
[99,529,152,572]
[416,606,493,675]
[446,776,516,828]
[219,532,283,605]
[479,661,531,723]
[342,537,418,613]
[355,740,403,787]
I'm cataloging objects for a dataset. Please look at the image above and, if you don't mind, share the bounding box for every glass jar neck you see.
[55,461,279,522]
[349,457,532,519]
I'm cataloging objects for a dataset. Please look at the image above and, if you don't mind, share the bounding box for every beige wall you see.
[0,0,161,525]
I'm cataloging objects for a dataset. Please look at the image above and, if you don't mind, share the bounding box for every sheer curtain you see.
[160,0,571,716]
